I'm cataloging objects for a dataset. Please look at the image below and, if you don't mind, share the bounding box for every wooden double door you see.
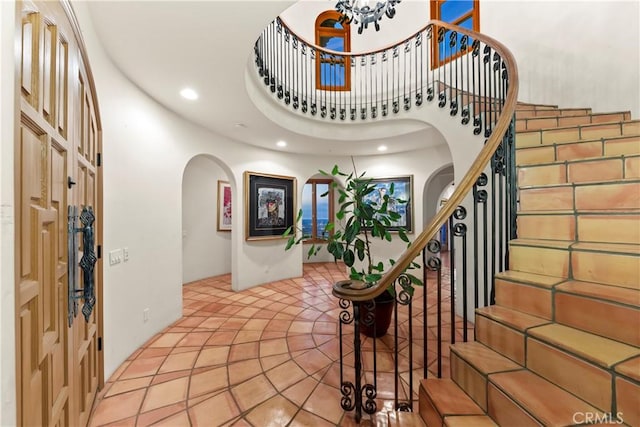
[15,0,103,425]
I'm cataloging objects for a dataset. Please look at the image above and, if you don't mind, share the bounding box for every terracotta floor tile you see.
[228,359,263,385]
[189,391,240,426]
[245,395,298,427]
[90,262,460,426]
[89,388,145,426]
[136,402,187,426]
[140,376,189,412]
[230,374,278,412]
[194,346,230,368]
[265,360,308,391]
[158,350,198,373]
[119,356,166,380]
[302,382,344,424]
[149,333,187,348]
[189,366,229,398]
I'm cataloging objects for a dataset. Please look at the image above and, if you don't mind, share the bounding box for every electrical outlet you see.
[143,308,149,323]
[123,247,129,261]
[109,249,123,266]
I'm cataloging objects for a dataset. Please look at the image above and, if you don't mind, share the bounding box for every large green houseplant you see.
[284,164,422,337]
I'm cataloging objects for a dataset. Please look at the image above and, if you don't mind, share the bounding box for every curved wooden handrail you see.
[330,22,520,301]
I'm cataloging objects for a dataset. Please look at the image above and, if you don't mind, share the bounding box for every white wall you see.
[481,1,640,117]
[0,1,17,424]
[182,155,232,283]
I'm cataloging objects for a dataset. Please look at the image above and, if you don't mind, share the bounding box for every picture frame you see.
[244,171,297,241]
[363,175,413,232]
[217,180,232,231]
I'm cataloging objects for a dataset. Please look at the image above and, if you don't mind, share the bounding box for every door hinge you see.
[97,152,102,167]
[98,337,103,351]
[97,245,102,259]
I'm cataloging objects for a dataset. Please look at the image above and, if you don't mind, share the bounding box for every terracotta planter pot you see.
[359,290,395,338]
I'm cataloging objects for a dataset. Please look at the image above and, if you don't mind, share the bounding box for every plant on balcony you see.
[284,163,422,337]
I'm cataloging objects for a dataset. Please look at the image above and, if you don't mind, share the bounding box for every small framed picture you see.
[217,180,232,231]
[363,175,413,232]
[244,171,296,241]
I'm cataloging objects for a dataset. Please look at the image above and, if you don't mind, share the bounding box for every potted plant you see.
[284,163,422,337]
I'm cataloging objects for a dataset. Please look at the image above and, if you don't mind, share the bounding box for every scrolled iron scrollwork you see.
[361,107,367,120]
[450,99,458,116]
[437,27,445,43]
[393,100,399,114]
[453,205,467,220]
[460,34,468,52]
[330,107,336,120]
[341,382,356,411]
[321,105,327,118]
[339,299,354,324]
[351,108,357,120]
[427,238,441,254]
[371,106,377,119]
[492,141,506,175]
[360,300,376,327]
[68,205,97,326]
[340,108,346,120]
[427,255,441,271]
[416,92,423,106]
[438,92,446,108]
[426,87,434,102]
[415,32,422,47]
[461,108,470,125]
[404,97,411,111]
[397,402,412,412]
[473,116,482,135]
[453,222,467,237]
[311,103,317,115]
[363,384,377,414]
[483,45,491,64]
[472,39,481,56]
[449,30,458,48]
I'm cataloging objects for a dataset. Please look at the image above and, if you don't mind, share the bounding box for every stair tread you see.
[495,271,564,289]
[476,305,550,332]
[387,411,426,427]
[517,119,640,134]
[520,177,640,190]
[420,379,484,416]
[528,323,640,368]
[489,370,601,426]
[518,209,640,215]
[450,341,521,374]
[517,152,640,169]
[509,239,573,249]
[556,280,640,307]
[615,355,640,382]
[572,242,640,255]
[444,415,498,427]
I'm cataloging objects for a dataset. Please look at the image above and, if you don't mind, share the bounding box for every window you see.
[301,179,334,242]
[315,11,351,91]
[431,0,479,67]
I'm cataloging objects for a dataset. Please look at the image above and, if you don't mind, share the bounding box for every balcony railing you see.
[254,18,519,422]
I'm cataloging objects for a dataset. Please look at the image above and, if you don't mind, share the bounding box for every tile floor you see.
[90,261,471,426]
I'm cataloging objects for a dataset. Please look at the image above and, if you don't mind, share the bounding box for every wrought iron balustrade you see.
[253,17,519,422]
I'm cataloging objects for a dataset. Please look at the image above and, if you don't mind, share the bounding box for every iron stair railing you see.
[254,18,519,422]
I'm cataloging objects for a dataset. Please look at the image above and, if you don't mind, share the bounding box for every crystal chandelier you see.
[335,0,401,34]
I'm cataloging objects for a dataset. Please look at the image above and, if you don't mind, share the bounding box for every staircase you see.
[416,103,640,426]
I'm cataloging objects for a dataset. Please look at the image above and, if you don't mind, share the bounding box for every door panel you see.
[16,1,102,425]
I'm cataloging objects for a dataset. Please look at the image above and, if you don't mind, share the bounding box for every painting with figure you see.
[217,181,232,231]
[362,176,413,232]
[244,172,296,240]
[257,187,286,228]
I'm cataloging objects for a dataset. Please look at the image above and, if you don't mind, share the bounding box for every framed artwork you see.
[217,180,232,231]
[362,175,413,232]
[244,171,297,241]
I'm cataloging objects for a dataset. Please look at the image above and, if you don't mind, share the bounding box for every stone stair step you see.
[571,242,640,289]
[527,323,640,369]
[475,305,550,365]
[488,370,601,426]
[516,135,640,166]
[517,212,575,241]
[526,337,614,412]
[518,154,640,186]
[418,378,484,427]
[515,107,591,119]
[508,239,572,277]
[614,357,640,426]
[516,119,640,148]
[516,112,631,132]
[519,179,640,212]
[387,410,427,427]
[576,212,640,244]
[494,274,556,319]
[450,341,521,410]
[444,415,498,427]
[555,281,640,347]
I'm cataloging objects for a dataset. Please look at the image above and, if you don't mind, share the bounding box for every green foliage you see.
[283,164,423,294]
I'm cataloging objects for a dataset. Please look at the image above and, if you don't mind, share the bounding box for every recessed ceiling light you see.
[377,145,388,152]
[276,141,287,147]
[180,88,198,100]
